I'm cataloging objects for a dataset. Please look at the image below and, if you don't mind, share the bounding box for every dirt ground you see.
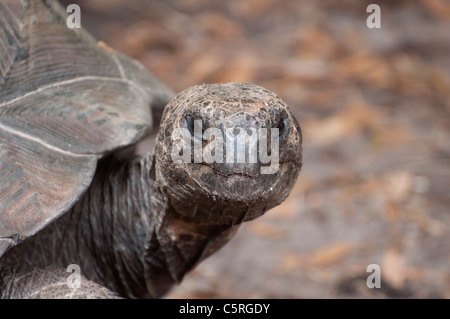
[61,0,450,298]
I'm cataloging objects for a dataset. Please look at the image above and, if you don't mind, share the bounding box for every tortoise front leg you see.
[0,264,120,299]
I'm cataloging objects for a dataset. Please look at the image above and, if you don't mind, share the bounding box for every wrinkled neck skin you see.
[1,152,254,299]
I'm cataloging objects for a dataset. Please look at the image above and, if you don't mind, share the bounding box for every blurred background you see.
[60,0,450,298]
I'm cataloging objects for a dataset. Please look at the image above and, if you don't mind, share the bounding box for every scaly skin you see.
[0,83,303,298]
[1,154,238,298]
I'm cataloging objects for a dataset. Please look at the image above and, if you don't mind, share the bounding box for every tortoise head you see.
[154,83,302,224]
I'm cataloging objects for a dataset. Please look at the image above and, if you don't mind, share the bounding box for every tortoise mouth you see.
[210,167,254,178]
[194,161,293,177]
[160,159,299,209]
[193,161,296,206]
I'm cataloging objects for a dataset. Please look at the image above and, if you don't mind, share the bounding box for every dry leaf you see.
[278,242,355,273]
[307,242,354,267]
[294,26,340,59]
[335,53,392,88]
[248,220,286,239]
[304,98,381,146]
[234,0,276,16]
[201,12,243,40]
[382,248,406,289]
[186,50,225,83]
[267,200,297,219]
[407,210,446,236]
[278,254,305,272]
[420,0,450,19]
[373,125,410,148]
[384,171,413,203]
[384,202,402,222]
[213,54,256,83]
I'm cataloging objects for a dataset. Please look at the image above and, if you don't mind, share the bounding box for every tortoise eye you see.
[277,118,286,136]
[272,116,288,136]
[185,114,195,135]
[185,114,207,137]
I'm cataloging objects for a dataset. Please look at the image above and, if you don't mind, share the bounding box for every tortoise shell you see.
[0,0,172,255]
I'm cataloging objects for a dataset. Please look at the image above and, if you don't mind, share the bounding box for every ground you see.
[61,0,450,298]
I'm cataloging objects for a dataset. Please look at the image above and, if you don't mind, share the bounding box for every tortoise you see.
[0,0,302,298]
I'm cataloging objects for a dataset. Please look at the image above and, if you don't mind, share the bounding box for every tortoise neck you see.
[1,153,247,299]
[76,153,240,299]
[0,153,161,298]
[142,201,240,298]
[67,153,161,298]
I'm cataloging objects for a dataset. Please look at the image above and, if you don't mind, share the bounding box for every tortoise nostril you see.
[185,114,208,136]
[277,118,286,136]
[271,116,288,136]
[185,114,195,135]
